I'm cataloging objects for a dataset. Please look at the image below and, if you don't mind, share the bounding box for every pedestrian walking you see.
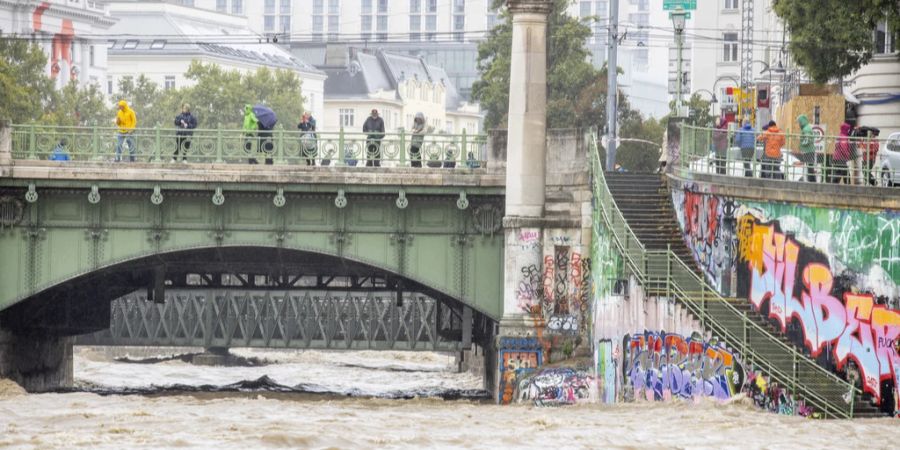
[297,112,317,166]
[735,119,756,177]
[115,100,137,162]
[173,103,197,163]
[409,112,426,168]
[363,109,385,167]
[797,114,817,182]
[757,120,785,179]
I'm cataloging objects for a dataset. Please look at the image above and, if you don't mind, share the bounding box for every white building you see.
[848,20,900,136]
[569,0,670,118]
[320,47,481,135]
[104,1,326,122]
[0,0,116,90]
[678,0,785,120]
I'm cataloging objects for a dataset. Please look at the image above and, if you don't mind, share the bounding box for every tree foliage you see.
[0,39,56,122]
[773,0,900,83]
[473,0,604,130]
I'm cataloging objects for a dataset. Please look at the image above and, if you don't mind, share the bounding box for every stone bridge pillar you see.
[496,0,553,400]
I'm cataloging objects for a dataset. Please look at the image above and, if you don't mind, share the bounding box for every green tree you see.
[0,39,55,122]
[669,94,714,127]
[773,0,900,83]
[113,74,172,128]
[617,116,665,172]
[43,81,112,126]
[473,0,603,129]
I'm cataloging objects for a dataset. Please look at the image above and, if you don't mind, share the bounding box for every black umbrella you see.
[253,104,277,130]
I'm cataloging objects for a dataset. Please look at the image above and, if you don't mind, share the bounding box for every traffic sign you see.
[669,11,692,19]
[663,0,697,10]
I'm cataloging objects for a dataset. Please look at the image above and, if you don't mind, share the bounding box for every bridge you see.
[2,0,898,419]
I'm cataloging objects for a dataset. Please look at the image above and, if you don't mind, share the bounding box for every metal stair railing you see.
[588,132,860,418]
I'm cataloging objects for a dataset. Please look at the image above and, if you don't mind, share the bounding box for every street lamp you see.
[693,89,718,104]
[670,7,688,116]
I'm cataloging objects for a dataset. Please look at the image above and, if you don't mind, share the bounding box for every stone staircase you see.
[604,172,886,418]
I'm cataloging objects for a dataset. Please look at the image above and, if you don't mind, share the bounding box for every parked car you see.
[878,132,900,187]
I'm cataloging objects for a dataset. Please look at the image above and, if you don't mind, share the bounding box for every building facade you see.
[848,20,899,136]
[105,1,326,123]
[0,0,116,90]
[320,47,481,135]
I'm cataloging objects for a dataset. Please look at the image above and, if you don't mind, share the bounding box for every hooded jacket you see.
[757,124,785,159]
[242,105,258,133]
[734,123,756,149]
[798,115,815,154]
[116,100,137,134]
[834,122,853,161]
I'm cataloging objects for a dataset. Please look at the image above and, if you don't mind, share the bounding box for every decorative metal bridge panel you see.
[79,290,468,351]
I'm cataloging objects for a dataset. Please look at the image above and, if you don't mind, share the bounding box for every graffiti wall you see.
[498,337,543,405]
[517,367,596,406]
[672,183,900,412]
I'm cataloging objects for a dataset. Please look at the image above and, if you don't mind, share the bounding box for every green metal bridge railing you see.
[588,132,861,419]
[677,123,896,187]
[8,123,488,168]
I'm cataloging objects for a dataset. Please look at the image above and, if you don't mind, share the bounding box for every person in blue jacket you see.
[734,119,757,177]
[49,138,70,161]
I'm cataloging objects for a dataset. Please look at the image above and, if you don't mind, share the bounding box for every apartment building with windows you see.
[0,0,116,90]
[848,19,900,135]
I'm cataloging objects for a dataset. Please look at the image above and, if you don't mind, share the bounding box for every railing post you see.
[399,130,406,166]
[460,129,468,166]
[153,126,161,163]
[666,245,671,300]
[27,123,37,160]
[337,127,346,166]
[275,128,286,165]
[91,126,100,161]
[215,125,224,163]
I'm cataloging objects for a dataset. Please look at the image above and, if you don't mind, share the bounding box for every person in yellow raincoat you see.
[115,100,137,162]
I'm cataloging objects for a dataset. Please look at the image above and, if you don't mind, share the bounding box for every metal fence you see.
[679,124,899,187]
[9,124,488,168]
[588,132,861,418]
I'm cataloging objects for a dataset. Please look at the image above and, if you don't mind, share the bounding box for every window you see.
[580,1,591,16]
[724,0,738,10]
[232,0,243,14]
[723,32,738,62]
[361,0,372,14]
[361,15,373,40]
[165,76,176,90]
[327,15,338,40]
[180,0,194,6]
[281,15,291,33]
[427,0,437,13]
[89,45,95,66]
[376,15,387,41]
[875,21,896,54]
[328,0,340,14]
[453,0,465,42]
[150,40,166,49]
[410,0,420,13]
[265,15,275,32]
[123,40,138,49]
[425,14,436,40]
[377,0,388,13]
[339,108,355,127]
[265,0,275,14]
[280,0,291,14]
[217,0,227,12]
[453,0,464,14]
[410,15,421,40]
[107,40,115,49]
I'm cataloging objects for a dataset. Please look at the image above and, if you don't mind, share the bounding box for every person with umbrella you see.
[363,109,385,167]
[253,104,278,165]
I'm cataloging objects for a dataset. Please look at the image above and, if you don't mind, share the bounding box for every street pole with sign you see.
[671,7,688,117]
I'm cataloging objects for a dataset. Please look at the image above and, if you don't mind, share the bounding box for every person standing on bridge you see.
[242,104,259,164]
[797,114,818,183]
[757,120,785,180]
[409,112,426,168]
[115,100,137,162]
[363,109,385,167]
[735,119,757,178]
[297,112,317,166]
[711,118,729,175]
[173,103,197,163]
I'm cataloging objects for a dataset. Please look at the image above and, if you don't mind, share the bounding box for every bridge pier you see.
[0,327,73,392]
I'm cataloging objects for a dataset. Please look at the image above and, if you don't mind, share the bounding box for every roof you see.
[320,48,466,110]
[106,8,323,76]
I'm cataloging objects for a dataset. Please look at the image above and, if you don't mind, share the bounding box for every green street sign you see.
[669,11,692,19]
[663,0,697,10]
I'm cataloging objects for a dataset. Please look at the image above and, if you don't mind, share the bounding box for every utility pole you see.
[671,7,687,117]
[605,0,619,169]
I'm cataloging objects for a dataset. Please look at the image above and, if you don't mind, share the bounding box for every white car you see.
[877,132,900,187]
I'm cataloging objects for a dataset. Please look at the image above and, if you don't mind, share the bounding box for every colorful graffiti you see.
[623,331,744,402]
[745,368,814,417]
[517,368,596,406]
[739,215,900,404]
[671,184,900,411]
[596,339,617,404]
[499,337,543,405]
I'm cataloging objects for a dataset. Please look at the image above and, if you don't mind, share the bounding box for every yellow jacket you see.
[116,100,137,133]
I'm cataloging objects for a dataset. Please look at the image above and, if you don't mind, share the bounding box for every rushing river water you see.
[0,347,897,449]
